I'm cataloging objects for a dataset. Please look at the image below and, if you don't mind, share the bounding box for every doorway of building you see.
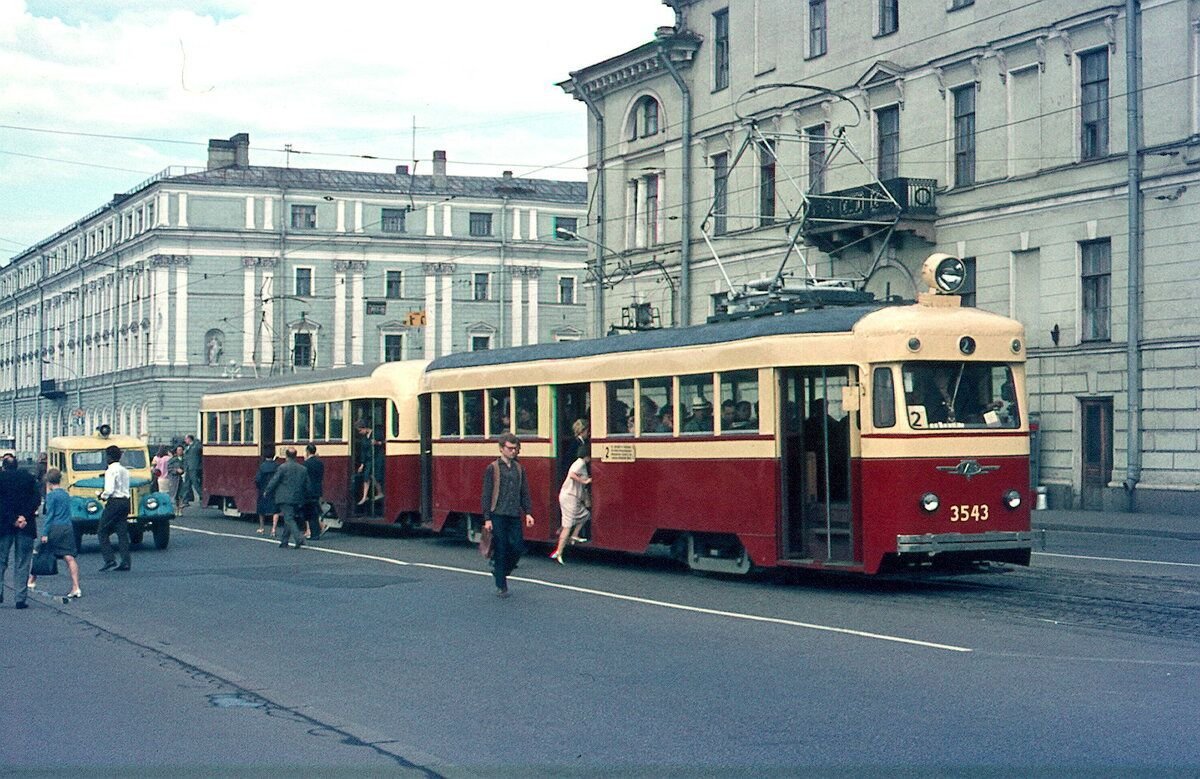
[1080,397,1113,510]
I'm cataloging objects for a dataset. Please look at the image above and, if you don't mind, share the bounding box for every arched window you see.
[628,95,662,140]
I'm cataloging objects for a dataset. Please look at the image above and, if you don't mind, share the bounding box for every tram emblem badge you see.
[935,459,1000,480]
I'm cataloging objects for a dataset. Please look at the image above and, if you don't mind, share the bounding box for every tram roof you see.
[201,363,381,396]
[427,304,889,372]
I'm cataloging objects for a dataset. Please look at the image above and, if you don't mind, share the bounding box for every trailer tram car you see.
[424,255,1032,574]
[200,361,427,528]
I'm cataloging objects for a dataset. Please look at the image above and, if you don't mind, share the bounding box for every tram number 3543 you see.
[949,504,989,522]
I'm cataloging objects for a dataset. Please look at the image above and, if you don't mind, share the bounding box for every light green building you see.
[1,134,589,455]
[559,0,1200,514]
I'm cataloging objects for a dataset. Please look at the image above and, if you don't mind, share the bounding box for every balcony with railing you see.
[802,177,938,252]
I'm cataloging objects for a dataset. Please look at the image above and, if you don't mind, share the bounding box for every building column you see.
[424,273,437,357]
[260,272,274,367]
[245,196,256,229]
[442,205,453,237]
[512,207,522,241]
[354,201,364,233]
[242,260,257,366]
[177,193,189,228]
[528,208,538,240]
[151,261,170,365]
[336,200,346,233]
[333,269,347,367]
[426,205,436,236]
[440,274,453,356]
[344,260,366,366]
[511,277,524,347]
[173,264,189,366]
[526,275,539,345]
[263,197,274,229]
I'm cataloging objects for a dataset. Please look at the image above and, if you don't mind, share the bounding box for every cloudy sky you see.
[0,0,674,262]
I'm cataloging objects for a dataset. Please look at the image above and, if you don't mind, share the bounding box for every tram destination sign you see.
[602,443,636,463]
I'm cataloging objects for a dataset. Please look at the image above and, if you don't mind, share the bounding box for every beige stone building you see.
[560,0,1200,514]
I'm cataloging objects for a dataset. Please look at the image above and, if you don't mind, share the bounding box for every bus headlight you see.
[146,497,159,510]
[86,502,100,514]
[920,493,940,512]
[1003,490,1021,509]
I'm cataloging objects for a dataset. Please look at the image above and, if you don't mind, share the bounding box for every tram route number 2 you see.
[949,504,989,522]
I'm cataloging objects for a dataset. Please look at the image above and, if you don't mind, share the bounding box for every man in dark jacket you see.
[303,443,325,540]
[480,433,535,598]
[180,434,203,509]
[265,448,309,549]
[0,453,41,608]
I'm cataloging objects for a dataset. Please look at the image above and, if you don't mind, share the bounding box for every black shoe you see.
[294,540,304,549]
[15,601,28,609]
[496,588,510,599]
[115,564,131,571]
[100,561,118,572]
[279,541,289,548]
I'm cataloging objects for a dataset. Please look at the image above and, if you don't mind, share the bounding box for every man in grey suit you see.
[265,448,309,549]
[181,433,203,509]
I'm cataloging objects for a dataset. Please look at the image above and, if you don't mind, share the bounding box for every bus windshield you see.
[71,449,149,471]
[902,362,1019,430]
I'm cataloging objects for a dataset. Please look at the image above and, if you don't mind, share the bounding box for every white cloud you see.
[0,0,674,255]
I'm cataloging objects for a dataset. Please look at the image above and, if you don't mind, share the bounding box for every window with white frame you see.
[381,207,407,233]
[713,8,730,91]
[558,276,576,305]
[877,0,898,35]
[952,84,976,186]
[876,106,900,180]
[808,0,827,58]
[554,216,578,240]
[469,212,493,237]
[1080,49,1109,160]
[473,272,491,301]
[806,124,828,194]
[293,332,313,368]
[712,152,729,235]
[471,334,492,351]
[1081,239,1111,341]
[291,204,317,230]
[294,267,313,297]
[759,139,776,225]
[382,333,404,362]
[385,270,403,299]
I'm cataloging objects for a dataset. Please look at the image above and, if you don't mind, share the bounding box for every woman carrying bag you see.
[28,468,81,599]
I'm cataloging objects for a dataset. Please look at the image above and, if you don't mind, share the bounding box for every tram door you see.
[779,367,855,562]
[419,395,433,525]
[553,384,591,518]
[259,407,276,459]
[350,399,388,519]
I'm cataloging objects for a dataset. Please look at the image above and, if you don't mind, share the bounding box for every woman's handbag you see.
[31,544,58,577]
[478,525,494,559]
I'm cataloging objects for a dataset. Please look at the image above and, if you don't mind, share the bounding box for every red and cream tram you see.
[423,254,1031,574]
[200,255,1031,575]
[199,361,427,528]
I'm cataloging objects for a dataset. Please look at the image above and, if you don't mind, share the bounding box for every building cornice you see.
[559,32,700,101]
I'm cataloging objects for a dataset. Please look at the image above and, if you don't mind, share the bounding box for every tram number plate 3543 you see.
[949,504,989,522]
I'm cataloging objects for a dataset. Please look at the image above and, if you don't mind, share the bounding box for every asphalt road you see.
[2,510,1198,776]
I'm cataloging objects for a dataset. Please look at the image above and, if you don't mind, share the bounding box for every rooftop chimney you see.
[395,164,409,176]
[207,132,250,170]
[432,150,447,187]
[502,170,513,179]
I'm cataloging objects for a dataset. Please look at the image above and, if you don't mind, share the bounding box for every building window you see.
[291,204,316,230]
[644,173,660,245]
[629,96,661,140]
[878,0,899,35]
[294,267,312,297]
[712,152,729,235]
[559,276,576,305]
[876,106,900,180]
[808,0,827,58]
[952,84,976,187]
[759,139,776,226]
[1080,49,1109,160]
[1081,239,1111,341]
[960,256,977,307]
[383,333,404,362]
[806,124,827,194]
[471,335,492,351]
[469,212,493,237]
[473,272,491,301]
[554,216,578,240]
[385,270,403,299]
[381,208,407,233]
[293,332,313,368]
[713,8,730,91]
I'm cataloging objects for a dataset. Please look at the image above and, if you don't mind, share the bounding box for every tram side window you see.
[314,403,327,441]
[244,410,255,443]
[638,377,673,434]
[441,393,461,437]
[515,386,538,436]
[606,380,635,436]
[488,388,511,435]
[463,390,485,437]
[205,412,217,444]
[231,410,243,442]
[719,370,758,433]
[219,412,231,443]
[390,401,400,438]
[296,404,311,441]
[679,373,714,434]
[329,402,343,440]
[873,367,896,428]
[282,406,295,441]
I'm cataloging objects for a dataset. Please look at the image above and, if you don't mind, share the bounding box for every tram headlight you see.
[921,254,967,294]
[920,492,940,512]
[1003,489,1021,509]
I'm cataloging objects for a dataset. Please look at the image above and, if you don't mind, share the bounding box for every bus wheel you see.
[153,521,170,550]
[73,525,85,554]
[129,528,145,546]
[685,533,752,575]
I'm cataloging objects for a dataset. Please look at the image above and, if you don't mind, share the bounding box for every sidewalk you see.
[1033,508,1200,541]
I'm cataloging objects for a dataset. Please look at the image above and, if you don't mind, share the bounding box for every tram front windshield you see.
[902,362,1019,430]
